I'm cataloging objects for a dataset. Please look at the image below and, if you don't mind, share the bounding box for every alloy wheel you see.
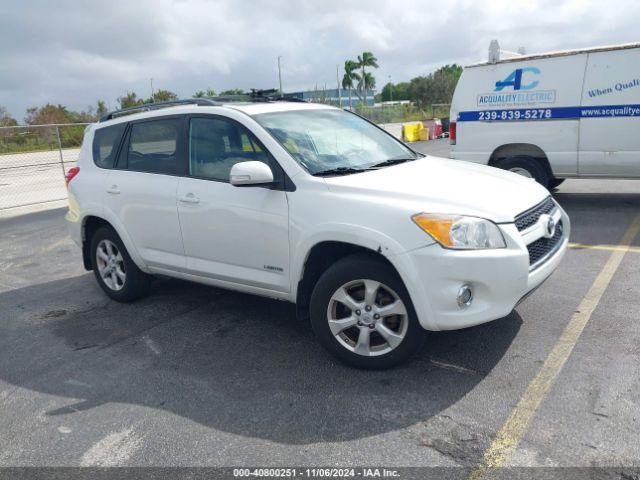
[96,239,126,291]
[326,279,408,357]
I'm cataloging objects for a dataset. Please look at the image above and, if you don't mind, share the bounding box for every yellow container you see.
[418,127,430,141]
[402,123,423,142]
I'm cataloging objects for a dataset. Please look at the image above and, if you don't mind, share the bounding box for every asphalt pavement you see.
[0,139,639,474]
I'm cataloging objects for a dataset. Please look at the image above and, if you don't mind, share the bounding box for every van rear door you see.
[579,47,640,177]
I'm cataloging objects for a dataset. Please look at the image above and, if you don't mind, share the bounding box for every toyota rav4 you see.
[66,99,570,368]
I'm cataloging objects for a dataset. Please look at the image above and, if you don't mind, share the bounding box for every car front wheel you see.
[309,254,425,369]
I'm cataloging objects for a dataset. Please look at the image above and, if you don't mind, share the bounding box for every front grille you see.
[528,220,564,268]
[515,197,556,232]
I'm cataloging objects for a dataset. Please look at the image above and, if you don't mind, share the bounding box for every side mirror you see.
[230,161,274,187]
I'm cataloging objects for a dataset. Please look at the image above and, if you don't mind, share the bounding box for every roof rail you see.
[248,88,307,103]
[99,98,221,122]
[211,94,252,102]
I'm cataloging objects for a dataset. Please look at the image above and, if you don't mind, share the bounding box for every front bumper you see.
[394,204,570,331]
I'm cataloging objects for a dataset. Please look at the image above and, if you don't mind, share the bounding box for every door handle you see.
[178,193,200,204]
[106,185,120,194]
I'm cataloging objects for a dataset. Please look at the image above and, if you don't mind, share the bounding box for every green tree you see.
[70,106,97,123]
[394,82,410,101]
[96,100,108,118]
[25,104,73,125]
[219,88,245,96]
[408,64,463,108]
[342,60,361,108]
[357,71,376,97]
[22,104,81,148]
[194,88,216,98]
[356,51,378,101]
[380,81,410,102]
[118,92,145,109]
[0,106,18,127]
[152,89,178,102]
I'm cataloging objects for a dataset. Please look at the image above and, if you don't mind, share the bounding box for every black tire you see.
[309,253,425,369]
[90,225,151,302]
[496,155,551,189]
[549,178,565,189]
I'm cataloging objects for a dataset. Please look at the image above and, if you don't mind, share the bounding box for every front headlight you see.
[412,213,506,249]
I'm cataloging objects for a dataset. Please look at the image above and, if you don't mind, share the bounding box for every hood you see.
[323,157,550,223]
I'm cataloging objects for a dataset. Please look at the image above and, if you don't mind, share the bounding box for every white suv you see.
[66,99,570,368]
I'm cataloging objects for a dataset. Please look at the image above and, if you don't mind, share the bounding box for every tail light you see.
[449,122,456,145]
[65,167,80,186]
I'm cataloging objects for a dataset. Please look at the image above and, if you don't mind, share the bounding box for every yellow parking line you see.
[469,213,640,479]
[569,242,640,254]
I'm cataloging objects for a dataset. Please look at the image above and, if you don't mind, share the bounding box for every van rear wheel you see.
[549,178,565,189]
[497,156,551,189]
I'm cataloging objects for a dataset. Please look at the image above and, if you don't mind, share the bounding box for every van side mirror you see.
[230,161,274,186]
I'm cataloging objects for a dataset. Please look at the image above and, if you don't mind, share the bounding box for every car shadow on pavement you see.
[0,273,521,444]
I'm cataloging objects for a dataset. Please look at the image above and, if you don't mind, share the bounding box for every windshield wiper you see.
[367,156,417,169]
[312,166,365,177]
[312,154,419,176]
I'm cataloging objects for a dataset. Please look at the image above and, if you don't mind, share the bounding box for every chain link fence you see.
[0,123,90,213]
[0,109,450,215]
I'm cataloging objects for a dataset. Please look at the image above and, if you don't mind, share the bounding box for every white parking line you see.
[469,213,640,478]
[80,427,144,466]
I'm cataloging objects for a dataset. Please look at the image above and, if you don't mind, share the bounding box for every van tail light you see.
[449,122,456,145]
[65,167,80,187]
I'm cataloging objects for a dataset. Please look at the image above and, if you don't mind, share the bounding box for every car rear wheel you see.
[309,253,425,369]
[90,226,150,302]
[497,155,551,189]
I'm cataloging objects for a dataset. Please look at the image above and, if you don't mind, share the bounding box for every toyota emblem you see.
[545,216,556,238]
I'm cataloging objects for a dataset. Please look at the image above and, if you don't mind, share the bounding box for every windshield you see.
[253,109,418,175]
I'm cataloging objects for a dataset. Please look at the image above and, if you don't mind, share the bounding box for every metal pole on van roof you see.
[489,40,500,64]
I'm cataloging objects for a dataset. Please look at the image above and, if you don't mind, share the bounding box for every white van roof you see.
[467,42,640,68]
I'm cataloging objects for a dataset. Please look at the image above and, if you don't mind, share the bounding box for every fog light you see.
[457,284,473,308]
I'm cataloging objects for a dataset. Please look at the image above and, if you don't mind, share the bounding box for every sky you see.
[2,0,639,120]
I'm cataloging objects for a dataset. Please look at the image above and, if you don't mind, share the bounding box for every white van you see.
[450,43,640,188]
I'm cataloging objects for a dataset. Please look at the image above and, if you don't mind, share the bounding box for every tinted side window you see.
[189,117,269,182]
[127,119,180,174]
[92,123,126,168]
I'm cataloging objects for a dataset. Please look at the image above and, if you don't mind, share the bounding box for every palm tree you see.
[357,72,376,96]
[193,88,216,98]
[356,51,379,103]
[342,60,360,110]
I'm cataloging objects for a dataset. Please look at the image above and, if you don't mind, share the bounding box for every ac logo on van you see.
[495,68,540,91]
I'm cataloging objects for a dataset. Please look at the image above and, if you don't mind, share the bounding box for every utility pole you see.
[150,78,154,102]
[389,75,393,103]
[337,65,342,108]
[277,56,283,94]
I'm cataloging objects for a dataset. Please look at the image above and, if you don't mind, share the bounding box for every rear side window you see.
[126,119,180,174]
[92,123,126,168]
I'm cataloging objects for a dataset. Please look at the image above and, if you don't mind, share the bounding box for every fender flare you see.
[291,224,437,329]
[81,207,150,273]
[291,223,428,294]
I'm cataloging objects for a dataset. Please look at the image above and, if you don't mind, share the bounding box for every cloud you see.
[1,0,639,119]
